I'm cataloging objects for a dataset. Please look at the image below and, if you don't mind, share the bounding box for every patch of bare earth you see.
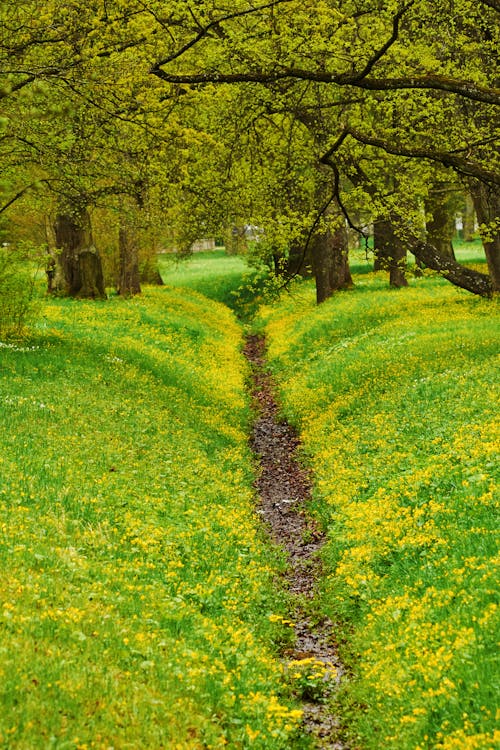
[244,334,349,749]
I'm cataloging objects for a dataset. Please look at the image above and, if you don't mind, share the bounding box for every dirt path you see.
[244,334,348,749]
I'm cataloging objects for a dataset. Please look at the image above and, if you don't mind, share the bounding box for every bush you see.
[0,245,39,337]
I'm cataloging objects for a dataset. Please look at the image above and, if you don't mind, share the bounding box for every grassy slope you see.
[257,273,499,750]
[158,251,252,311]
[0,287,302,749]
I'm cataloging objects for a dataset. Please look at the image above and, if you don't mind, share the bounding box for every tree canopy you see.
[0,0,498,298]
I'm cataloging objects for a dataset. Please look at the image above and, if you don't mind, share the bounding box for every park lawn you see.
[0,286,302,750]
[158,250,253,311]
[257,272,499,750]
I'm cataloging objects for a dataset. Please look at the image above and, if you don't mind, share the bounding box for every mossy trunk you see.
[425,185,456,260]
[463,193,476,242]
[311,210,353,304]
[471,182,500,292]
[373,217,408,287]
[53,206,106,299]
[118,225,141,296]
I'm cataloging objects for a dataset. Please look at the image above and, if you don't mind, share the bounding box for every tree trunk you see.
[226,225,247,254]
[463,193,476,242]
[373,217,408,287]
[118,225,141,296]
[44,214,64,294]
[471,182,500,292]
[373,218,387,271]
[310,208,353,304]
[425,184,456,260]
[342,164,492,296]
[53,206,106,299]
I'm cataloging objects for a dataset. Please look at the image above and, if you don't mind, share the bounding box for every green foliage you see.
[258,272,499,750]
[0,245,39,337]
[1,1,498,298]
[0,286,304,749]
[157,249,283,320]
[230,264,284,321]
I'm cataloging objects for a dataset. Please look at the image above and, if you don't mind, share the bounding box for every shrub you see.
[0,244,39,337]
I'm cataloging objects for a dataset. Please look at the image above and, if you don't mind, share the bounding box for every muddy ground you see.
[244,334,348,749]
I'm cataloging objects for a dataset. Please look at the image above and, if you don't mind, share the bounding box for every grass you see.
[158,250,253,311]
[0,286,304,749]
[257,271,499,750]
[1,244,496,749]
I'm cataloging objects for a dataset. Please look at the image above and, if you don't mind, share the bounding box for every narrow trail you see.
[244,334,348,750]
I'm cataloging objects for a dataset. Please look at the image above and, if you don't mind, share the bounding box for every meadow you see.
[0,286,303,749]
[257,270,499,750]
[1,244,498,750]
[157,251,252,312]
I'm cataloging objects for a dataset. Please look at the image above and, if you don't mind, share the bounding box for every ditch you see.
[244,333,349,749]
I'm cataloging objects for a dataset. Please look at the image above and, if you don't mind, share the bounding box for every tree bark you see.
[310,208,353,304]
[336,163,493,296]
[425,185,456,260]
[470,182,500,291]
[410,234,492,295]
[373,217,408,286]
[118,225,141,296]
[463,193,476,242]
[53,206,106,299]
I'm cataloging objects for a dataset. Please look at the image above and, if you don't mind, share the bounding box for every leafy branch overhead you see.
[150,0,499,106]
[147,0,499,295]
[0,0,498,299]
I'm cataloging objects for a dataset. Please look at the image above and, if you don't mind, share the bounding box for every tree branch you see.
[0,75,35,100]
[285,190,337,283]
[330,161,370,246]
[348,74,500,105]
[347,1,415,84]
[330,127,500,186]
[151,66,500,106]
[151,0,294,70]
[334,160,494,296]
[0,181,48,214]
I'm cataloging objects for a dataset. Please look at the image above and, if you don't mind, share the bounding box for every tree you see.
[147,0,499,299]
[53,203,106,298]
[424,183,457,260]
[471,181,500,290]
[2,0,498,301]
[373,217,409,287]
[0,0,191,297]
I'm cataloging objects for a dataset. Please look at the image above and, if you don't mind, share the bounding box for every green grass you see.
[156,240,489,316]
[0,287,304,749]
[257,272,499,750]
[158,250,254,310]
[1,247,496,749]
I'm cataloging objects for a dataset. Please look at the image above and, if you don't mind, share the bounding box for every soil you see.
[244,334,348,749]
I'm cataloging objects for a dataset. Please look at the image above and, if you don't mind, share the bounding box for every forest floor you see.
[244,333,348,749]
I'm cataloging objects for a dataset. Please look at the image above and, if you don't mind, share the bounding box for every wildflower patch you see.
[259,276,499,750]
[0,287,301,749]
